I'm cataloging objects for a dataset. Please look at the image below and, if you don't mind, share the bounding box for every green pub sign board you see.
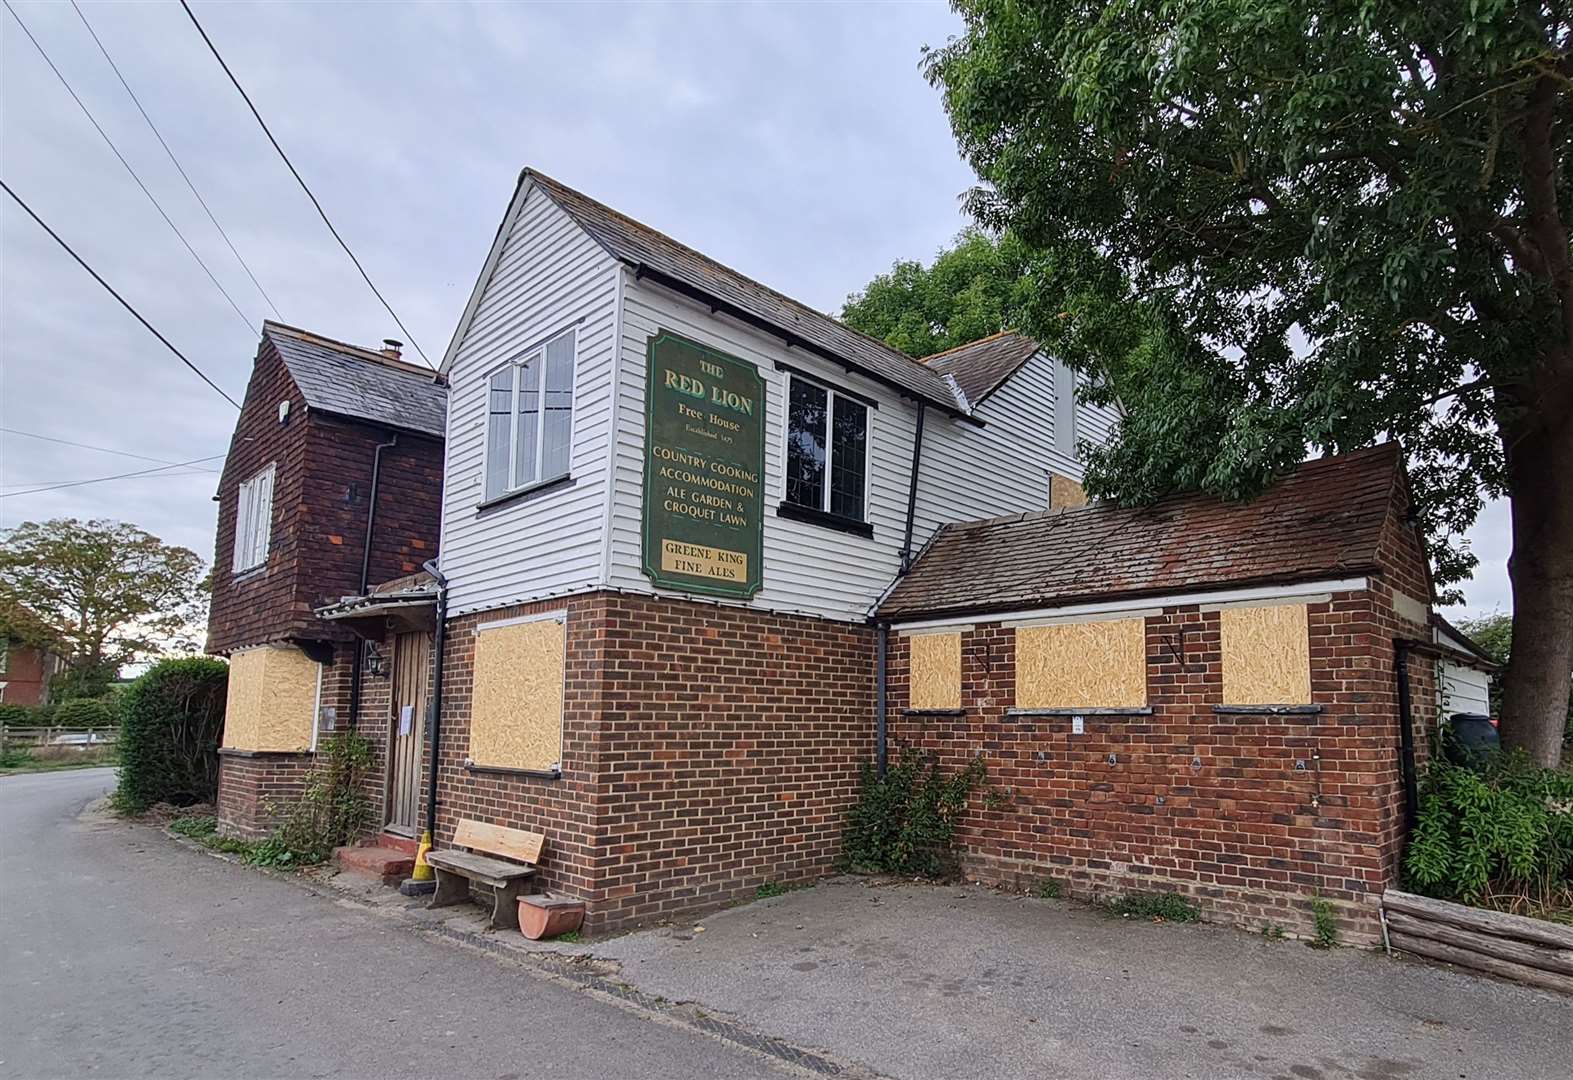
[641,330,766,598]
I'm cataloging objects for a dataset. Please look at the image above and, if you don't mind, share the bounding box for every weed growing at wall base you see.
[1102,891,1201,923]
[843,749,986,878]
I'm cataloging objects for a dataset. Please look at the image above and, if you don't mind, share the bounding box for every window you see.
[484,327,576,501]
[1015,618,1147,709]
[232,464,276,573]
[1220,603,1311,705]
[907,630,962,711]
[469,613,566,773]
[785,375,867,522]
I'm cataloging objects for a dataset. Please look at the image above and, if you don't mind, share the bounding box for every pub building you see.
[217,169,1471,941]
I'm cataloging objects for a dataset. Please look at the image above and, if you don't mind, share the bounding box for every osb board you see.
[1016,618,1146,708]
[1050,472,1088,509]
[1221,603,1311,705]
[909,631,962,710]
[471,619,565,771]
[221,646,317,752]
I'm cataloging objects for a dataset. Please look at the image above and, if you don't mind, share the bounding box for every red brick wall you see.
[1,644,57,706]
[427,592,873,933]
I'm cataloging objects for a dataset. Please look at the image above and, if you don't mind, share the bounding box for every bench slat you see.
[453,819,545,864]
[426,850,538,888]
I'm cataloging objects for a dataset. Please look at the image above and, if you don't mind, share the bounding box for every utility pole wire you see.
[1,179,243,410]
[70,0,282,319]
[2,0,256,335]
[180,0,436,369]
[1,427,221,470]
[1,454,228,499]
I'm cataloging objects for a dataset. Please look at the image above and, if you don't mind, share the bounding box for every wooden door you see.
[386,631,429,835]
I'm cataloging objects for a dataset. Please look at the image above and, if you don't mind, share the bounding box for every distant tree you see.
[0,519,207,699]
[1455,611,1572,744]
[842,230,1037,358]
[925,0,1572,765]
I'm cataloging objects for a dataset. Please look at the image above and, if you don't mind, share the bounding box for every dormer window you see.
[232,463,276,573]
[484,327,576,502]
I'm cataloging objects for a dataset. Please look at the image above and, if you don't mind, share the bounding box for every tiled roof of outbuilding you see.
[265,322,447,439]
[878,443,1404,621]
[523,170,968,416]
[921,331,1041,406]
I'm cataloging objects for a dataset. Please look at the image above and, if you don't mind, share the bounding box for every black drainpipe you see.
[421,558,449,842]
[1394,641,1420,830]
[875,622,889,778]
[346,433,398,732]
[899,404,926,572]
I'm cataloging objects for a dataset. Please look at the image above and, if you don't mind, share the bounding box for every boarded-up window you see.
[908,631,962,711]
[1015,618,1146,709]
[471,614,565,772]
[222,645,320,752]
[1220,604,1311,705]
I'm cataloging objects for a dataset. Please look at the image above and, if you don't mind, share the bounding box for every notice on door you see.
[641,330,765,598]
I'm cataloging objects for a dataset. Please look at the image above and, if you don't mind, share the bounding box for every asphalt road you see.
[0,768,786,1080]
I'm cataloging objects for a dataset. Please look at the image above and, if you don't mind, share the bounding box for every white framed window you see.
[232,463,276,573]
[484,326,577,502]
[784,375,869,522]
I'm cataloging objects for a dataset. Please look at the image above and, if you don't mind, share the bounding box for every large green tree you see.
[924,0,1571,765]
[0,519,207,698]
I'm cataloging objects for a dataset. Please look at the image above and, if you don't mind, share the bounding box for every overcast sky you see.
[0,0,1511,620]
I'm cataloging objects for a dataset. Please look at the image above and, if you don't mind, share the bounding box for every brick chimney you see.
[381,338,403,361]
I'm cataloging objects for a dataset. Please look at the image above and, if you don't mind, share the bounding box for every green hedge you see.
[52,697,120,729]
[114,658,228,813]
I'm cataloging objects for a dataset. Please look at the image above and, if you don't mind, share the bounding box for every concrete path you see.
[0,769,788,1079]
[573,876,1572,1080]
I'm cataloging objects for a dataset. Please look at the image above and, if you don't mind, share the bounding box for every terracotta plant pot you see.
[518,893,586,940]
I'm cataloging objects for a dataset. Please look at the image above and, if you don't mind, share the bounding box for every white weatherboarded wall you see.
[439,184,621,617]
[911,352,1119,556]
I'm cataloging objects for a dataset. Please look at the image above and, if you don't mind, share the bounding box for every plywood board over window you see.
[471,614,566,772]
[908,631,962,711]
[1016,617,1147,709]
[1220,603,1311,705]
[222,645,320,752]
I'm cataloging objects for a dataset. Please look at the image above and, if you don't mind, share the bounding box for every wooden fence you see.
[1382,888,1573,995]
[0,726,118,749]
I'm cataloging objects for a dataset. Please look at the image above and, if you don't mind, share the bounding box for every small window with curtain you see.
[783,374,868,526]
[483,327,576,503]
[232,463,276,573]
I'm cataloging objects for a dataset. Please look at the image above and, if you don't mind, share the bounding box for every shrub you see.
[53,697,119,729]
[843,748,986,877]
[255,732,375,867]
[1404,752,1573,916]
[114,657,228,813]
[0,703,38,727]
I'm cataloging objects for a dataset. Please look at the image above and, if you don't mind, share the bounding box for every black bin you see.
[1442,712,1499,767]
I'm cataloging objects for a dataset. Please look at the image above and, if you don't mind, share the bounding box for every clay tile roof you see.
[264,321,447,439]
[524,170,967,415]
[920,331,1041,406]
[878,443,1403,621]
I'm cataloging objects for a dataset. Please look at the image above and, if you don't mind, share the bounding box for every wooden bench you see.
[426,820,544,931]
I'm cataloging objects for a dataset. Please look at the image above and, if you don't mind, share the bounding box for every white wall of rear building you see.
[439,185,620,617]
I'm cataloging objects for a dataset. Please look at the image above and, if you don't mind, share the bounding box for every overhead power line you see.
[1,453,227,499]
[180,0,436,370]
[1,427,221,471]
[70,0,282,320]
[2,0,256,334]
[1,178,243,409]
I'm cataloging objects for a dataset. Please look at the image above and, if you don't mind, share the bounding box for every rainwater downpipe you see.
[420,558,449,846]
[346,433,397,734]
[877,403,927,778]
[1394,641,1420,831]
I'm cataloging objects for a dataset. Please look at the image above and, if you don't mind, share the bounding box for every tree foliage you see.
[924,0,1572,764]
[842,230,1037,357]
[0,519,207,699]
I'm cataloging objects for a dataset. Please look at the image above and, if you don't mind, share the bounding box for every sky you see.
[0,0,1511,621]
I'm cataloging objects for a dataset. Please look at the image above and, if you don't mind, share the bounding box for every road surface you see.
[0,768,789,1079]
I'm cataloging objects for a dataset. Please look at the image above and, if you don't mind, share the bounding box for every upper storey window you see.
[485,327,577,502]
[232,463,276,573]
[784,375,868,524]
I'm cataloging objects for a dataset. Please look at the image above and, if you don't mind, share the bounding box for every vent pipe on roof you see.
[381,338,403,360]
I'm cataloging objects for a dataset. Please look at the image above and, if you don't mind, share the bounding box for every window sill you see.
[465,761,562,781]
[476,473,574,516]
[775,501,873,538]
[902,707,965,716]
[1212,704,1323,716]
[231,565,269,583]
[218,747,312,758]
[1005,707,1154,717]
